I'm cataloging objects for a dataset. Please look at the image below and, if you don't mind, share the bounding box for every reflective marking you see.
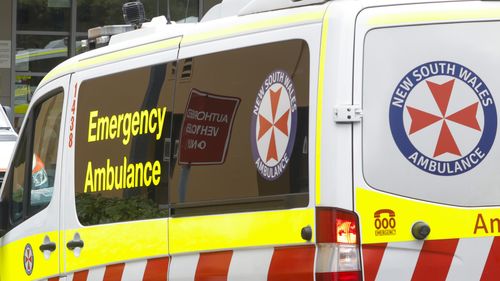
[368,8,500,26]
[169,254,200,281]
[447,237,493,281]
[195,251,233,281]
[87,266,105,281]
[480,236,500,280]
[227,248,274,281]
[411,239,458,281]
[122,260,148,281]
[375,241,423,281]
[362,243,388,281]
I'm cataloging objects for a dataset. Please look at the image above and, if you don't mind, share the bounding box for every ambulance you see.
[3,0,500,280]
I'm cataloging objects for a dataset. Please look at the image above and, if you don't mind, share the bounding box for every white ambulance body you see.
[2,0,500,280]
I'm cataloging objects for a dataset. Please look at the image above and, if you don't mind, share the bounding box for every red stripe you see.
[362,243,387,281]
[143,257,170,281]
[73,270,89,281]
[195,251,233,281]
[268,245,315,281]
[48,278,60,281]
[481,236,500,281]
[103,263,125,281]
[411,239,459,281]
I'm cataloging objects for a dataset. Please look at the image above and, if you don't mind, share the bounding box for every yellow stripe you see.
[356,188,500,244]
[40,37,181,87]
[182,10,325,46]
[169,209,314,254]
[315,12,330,206]
[0,231,59,280]
[16,48,67,60]
[369,7,500,26]
[65,219,167,272]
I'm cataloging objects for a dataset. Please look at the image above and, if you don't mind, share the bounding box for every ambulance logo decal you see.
[390,61,497,176]
[251,70,298,181]
[24,243,34,276]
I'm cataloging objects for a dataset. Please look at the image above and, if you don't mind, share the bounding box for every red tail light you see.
[316,208,362,281]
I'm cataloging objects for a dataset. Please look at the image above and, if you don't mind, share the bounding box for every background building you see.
[0,0,221,129]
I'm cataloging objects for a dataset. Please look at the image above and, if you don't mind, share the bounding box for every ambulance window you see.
[6,90,63,227]
[363,23,500,206]
[74,64,173,225]
[170,39,310,216]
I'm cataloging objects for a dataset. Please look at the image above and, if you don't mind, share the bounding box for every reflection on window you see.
[30,93,63,213]
[74,64,172,226]
[16,35,69,73]
[17,0,70,31]
[7,91,63,227]
[169,40,310,216]
[10,132,27,224]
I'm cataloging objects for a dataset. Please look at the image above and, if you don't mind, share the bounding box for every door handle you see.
[39,242,56,252]
[66,240,84,250]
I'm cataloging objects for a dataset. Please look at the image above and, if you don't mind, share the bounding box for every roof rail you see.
[201,0,329,21]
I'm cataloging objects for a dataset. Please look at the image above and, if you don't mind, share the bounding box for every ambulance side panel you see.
[60,39,179,279]
[0,75,69,280]
[355,2,500,281]
[167,11,322,280]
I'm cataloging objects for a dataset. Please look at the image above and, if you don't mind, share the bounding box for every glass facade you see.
[13,0,218,129]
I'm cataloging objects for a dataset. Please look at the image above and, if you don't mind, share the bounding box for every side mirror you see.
[0,201,7,237]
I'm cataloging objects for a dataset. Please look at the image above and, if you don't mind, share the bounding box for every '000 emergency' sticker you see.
[389,61,497,176]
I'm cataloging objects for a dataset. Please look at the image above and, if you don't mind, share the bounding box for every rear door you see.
[354,1,500,281]
[0,75,68,281]
[62,38,179,279]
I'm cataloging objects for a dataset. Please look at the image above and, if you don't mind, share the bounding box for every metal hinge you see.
[333,105,363,123]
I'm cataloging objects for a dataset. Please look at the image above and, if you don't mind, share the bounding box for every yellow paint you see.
[65,219,168,272]
[356,188,500,244]
[315,12,330,206]
[182,10,325,46]
[169,208,315,254]
[0,231,59,281]
[40,37,181,86]
[369,8,500,26]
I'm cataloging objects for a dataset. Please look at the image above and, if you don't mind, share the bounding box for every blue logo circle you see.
[389,61,497,176]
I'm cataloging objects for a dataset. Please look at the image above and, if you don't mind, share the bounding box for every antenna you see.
[166,0,172,24]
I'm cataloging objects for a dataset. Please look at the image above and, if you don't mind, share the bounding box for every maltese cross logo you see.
[258,87,290,162]
[24,244,34,276]
[407,79,481,157]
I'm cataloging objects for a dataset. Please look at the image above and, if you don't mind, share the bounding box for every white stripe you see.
[122,260,148,281]
[65,273,74,281]
[446,237,494,281]
[227,248,274,281]
[376,241,424,281]
[169,254,200,281]
[87,266,106,281]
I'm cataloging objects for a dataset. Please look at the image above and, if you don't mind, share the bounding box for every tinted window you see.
[170,40,310,216]
[75,64,175,225]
